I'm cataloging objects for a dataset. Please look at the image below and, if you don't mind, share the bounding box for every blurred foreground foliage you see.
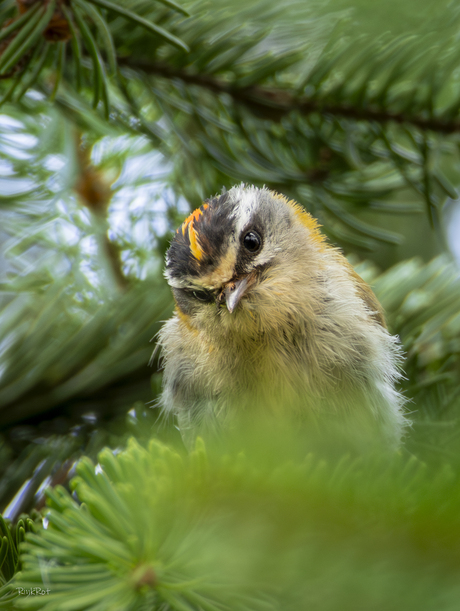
[3,434,460,610]
[1,0,460,608]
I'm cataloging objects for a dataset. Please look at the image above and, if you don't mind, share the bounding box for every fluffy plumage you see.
[157,185,408,447]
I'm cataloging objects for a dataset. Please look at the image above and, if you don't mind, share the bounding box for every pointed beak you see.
[222,273,256,313]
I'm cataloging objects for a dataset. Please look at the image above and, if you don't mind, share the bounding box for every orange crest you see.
[177,203,209,261]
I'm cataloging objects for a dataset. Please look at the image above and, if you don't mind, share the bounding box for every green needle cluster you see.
[0,0,189,112]
[0,435,459,610]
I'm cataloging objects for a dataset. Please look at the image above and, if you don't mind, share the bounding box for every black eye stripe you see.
[191,289,215,303]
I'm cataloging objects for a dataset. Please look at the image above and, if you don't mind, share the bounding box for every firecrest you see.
[156,185,408,448]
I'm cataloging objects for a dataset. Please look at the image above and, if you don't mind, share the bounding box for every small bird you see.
[157,185,407,448]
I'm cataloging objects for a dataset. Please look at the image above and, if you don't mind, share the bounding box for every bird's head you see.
[165,185,330,337]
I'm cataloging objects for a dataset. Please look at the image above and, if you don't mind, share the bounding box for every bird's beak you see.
[222,273,256,313]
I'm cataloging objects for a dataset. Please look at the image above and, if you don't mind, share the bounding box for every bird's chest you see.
[200,333,311,411]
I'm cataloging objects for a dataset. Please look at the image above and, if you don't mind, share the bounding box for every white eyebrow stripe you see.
[230,185,261,234]
[228,185,281,269]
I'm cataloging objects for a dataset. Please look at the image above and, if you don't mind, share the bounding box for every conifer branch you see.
[122,60,460,134]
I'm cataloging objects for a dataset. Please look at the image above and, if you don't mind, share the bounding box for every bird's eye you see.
[243,231,261,253]
[191,289,214,303]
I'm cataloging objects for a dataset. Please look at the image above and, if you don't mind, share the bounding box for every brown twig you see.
[74,134,129,291]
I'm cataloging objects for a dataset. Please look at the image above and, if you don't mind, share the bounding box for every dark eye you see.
[191,289,214,303]
[243,231,261,253]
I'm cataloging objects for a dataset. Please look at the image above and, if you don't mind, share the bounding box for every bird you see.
[156,184,408,448]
